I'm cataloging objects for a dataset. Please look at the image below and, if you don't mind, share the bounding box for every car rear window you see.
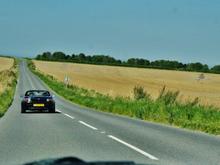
[25,91,50,97]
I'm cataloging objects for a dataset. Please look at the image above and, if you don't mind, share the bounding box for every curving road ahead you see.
[0,60,219,165]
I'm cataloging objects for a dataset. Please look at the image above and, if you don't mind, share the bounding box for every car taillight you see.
[46,98,53,102]
[24,98,31,103]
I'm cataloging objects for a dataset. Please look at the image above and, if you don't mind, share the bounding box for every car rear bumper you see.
[22,102,55,110]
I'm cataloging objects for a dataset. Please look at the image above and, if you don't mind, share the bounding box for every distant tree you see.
[39,52,52,60]
[211,65,220,73]
[137,58,150,66]
[71,54,76,59]
[150,60,184,70]
[186,63,209,72]
[52,52,66,60]
[91,55,104,63]
[201,64,209,72]
[90,55,118,64]
[116,60,122,64]
[65,55,71,60]
[36,54,42,60]
[78,53,86,62]
[136,58,145,65]
[86,55,92,62]
[127,58,150,66]
[127,58,136,65]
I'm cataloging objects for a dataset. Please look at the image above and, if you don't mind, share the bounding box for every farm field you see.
[33,60,220,108]
[0,57,14,93]
[0,57,14,72]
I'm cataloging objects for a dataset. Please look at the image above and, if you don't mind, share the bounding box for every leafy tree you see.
[127,58,150,66]
[211,65,220,73]
[202,64,209,72]
[127,58,136,65]
[186,62,209,72]
[36,54,42,60]
[37,52,52,60]
[78,53,86,62]
[52,52,66,60]
[150,60,184,69]
[71,54,76,59]
[65,55,71,60]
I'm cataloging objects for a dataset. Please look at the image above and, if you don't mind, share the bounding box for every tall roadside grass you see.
[0,58,18,117]
[28,60,220,135]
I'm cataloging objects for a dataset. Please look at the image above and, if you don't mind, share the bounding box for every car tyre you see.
[21,104,26,113]
[49,105,55,113]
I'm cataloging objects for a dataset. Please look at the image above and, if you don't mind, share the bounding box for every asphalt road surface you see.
[0,60,219,165]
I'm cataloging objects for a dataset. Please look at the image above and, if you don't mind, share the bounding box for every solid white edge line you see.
[79,121,98,130]
[108,135,159,161]
[63,113,75,119]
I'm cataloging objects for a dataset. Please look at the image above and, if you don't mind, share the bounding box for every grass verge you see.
[28,60,220,135]
[0,58,18,117]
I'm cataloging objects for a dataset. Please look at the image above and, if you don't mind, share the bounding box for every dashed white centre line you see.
[108,135,159,161]
[57,109,158,161]
[63,113,75,119]
[79,121,98,130]
[56,109,62,113]
[56,109,75,119]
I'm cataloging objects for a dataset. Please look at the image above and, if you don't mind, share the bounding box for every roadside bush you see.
[133,86,150,100]
[157,86,179,105]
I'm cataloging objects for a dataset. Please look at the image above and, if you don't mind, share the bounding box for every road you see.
[0,60,219,165]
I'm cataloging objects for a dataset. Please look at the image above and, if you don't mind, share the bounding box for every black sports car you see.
[21,90,55,113]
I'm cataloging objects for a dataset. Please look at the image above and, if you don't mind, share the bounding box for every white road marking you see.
[108,135,159,160]
[63,113,75,119]
[56,107,157,161]
[79,121,98,130]
[56,109,62,113]
[56,109,75,119]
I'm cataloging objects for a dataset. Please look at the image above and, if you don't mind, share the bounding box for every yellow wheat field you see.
[0,57,13,72]
[0,57,14,93]
[34,60,220,108]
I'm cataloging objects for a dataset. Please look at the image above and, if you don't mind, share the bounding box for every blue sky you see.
[0,0,220,65]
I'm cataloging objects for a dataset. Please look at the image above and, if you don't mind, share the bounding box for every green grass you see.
[0,58,18,117]
[27,60,220,135]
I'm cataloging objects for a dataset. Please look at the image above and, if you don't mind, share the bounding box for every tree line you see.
[35,51,220,73]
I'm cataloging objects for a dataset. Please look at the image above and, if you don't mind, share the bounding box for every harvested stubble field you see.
[33,60,220,108]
